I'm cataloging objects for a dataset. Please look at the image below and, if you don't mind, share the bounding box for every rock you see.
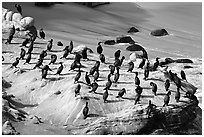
[5,10,14,21]
[127,27,139,33]
[150,29,169,36]
[2,121,20,135]
[20,17,35,29]
[12,13,23,22]
[104,40,116,45]
[2,79,12,89]
[2,8,9,20]
[184,66,193,69]
[174,59,193,63]
[116,36,135,43]
[159,57,175,66]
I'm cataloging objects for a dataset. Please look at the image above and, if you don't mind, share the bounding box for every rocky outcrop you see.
[116,36,135,43]
[159,58,193,66]
[104,40,116,45]
[127,27,139,33]
[150,29,169,36]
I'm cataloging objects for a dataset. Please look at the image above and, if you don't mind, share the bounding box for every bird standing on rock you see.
[93,69,99,82]
[138,58,146,69]
[150,82,157,96]
[163,91,171,107]
[99,53,105,63]
[164,79,170,91]
[11,57,20,68]
[21,38,30,47]
[114,50,121,59]
[113,67,120,83]
[97,42,103,54]
[169,70,174,81]
[89,82,98,93]
[127,61,134,72]
[75,83,81,97]
[5,25,15,44]
[104,74,112,90]
[15,4,22,15]
[180,70,187,81]
[24,53,31,64]
[103,89,109,103]
[85,72,91,86]
[83,102,89,119]
[60,48,69,59]
[39,28,45,39]
[134,72,140,86]
[49,54,57,65]
[175,87,180,102]
[68,41,74,53]
[119,56,125,67]
[134,93,141,105]
[41,65,52,79]
[152,57,160,71]
[39,50,47,59]
[47,39,53,51]
[143,64,149,80]
[19,48,26,60]
[135,85,143,95]
[109,65,115,75]
[93,61,100,70]
[33,58,43,69]
[116,88,126,98]
[81,48,88,60]
[74,68,81,83]
[27,41,34,54]
[56,62,63,75]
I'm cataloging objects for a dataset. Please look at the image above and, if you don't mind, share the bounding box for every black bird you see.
[42,65,52,72]
[85,72,91,86]
[180,70,187,81]
[11,57,20,68]
[57,41,63,46]
[127,61,134,72]
[152,57,160,71]
[83,102,89,119]
[47,39,53,51]
[97,42,103,54]
[56,62,63,75]
[75,83,81,97]
[60,48,69,59]
[89,66,97,76]
[93,61,100,70]
[134,93,141,105]
[20,38,30,47]
[150,82,157,96]
[39,28,45,39]
[104,74,112,90]
[169,70,174,81]
[119,56,125,67]
[39,50,47,59]
[27,41,34,54]
[24,53,31,64]
[33,58,43,69]
[75,53,82,63]
[113,67,120,83]
[146,100,156,117]
[74,68,81,83]
[89,82,98,93]
[134,72,140,86]
[109,65,115,75]
[15,4,22,15]
[173,73,181,90]
[116,88,126,98]
[163,91,171,107]
[93,69,99,82]
[143,67,149,81]
[138,58,146,69]
[68,41,74,53]
[19,48,26,60]
[114,58,120,68]
[135,85,143,95]
[99,53,105,63]
[69,60,78,71]
[63,45,69,51]
[5,25,15,44]
[81,48,88,60]
[49,54,57,65]
[114,50,121,59]
[41,69,48,79]
[164,79,170,91]
[175,87,180,102]
[103,89,109,103]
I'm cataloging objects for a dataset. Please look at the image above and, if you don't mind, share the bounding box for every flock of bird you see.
[3,4,198,120]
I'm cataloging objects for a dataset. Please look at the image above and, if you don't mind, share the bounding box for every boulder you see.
[12,13,23,22]
[20,17,35,29]
[174,59,193,63]
[104,40,116,45]
[150,29,169,36]
[127,27,139,33]
[116,36,135,43]
[5,10,14,21]
[2,8,9,20]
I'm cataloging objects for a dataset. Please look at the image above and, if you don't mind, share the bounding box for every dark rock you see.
[159,58,175,66]
[150,29,169,36]
[184,66,193,69]
[2,79,12,89]
[127,27,139,33]
[175,59,193,63]
[116,36,135,43]
[104,40,116,45]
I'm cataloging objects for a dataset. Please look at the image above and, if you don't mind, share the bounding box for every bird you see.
[41,65,52,72]
[134,72,140,86]
[119,56,125,67]
[116,88,126,98]
[69,60,78,71]
[89,82,98,93]
[113,67,120,83]
[163,91,171,107]
[93,69,99,82]
[56,62,63,75]
[57,41,63,46]
[135,85,143,95]
[15,4,22,15]
[5,25,15,44]
[138,58,146,69]
[169,70,174,81]
[19,48,26,60]
[46,39,53,51]
[127,61,134,72]
[114,50,121,59]
[11,57,20,68]
[60,48,69,59]
[180,70,187,81]
[150,82,157,96]
[89,66,97,76]
[27,41,34,54]
[74,68,81,83]
[68,41,74,53]
[49,54,57,65]
[146,100,156,117]
[74,53,82,63]
[109,65,115,75]
[134,93,141,105]
[114,58,120,68]
[74,83,81,97]
[81,48,88,60]
[93,61,100,70]
[103,89,109,103]
[39,28,45,39]
[82,102,89,119]
[41,69,48,79]
[164,79,170,91]
[104,74,112,90]
[173,73,181,90]
[97,42,103,54]
[99,53,105,63]
[33,58,43,69]
[175,87,180,102]
[152,57,160,71]
[85,72,91,86]
[24,53,31,64]
[143,67,149,80]
[20,38,30,47]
